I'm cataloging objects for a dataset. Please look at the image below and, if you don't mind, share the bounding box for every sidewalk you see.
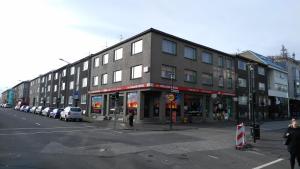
[259,120,290,131]
[83,116,236,131]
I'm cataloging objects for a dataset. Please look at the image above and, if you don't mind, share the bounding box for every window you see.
[258,67,265,76]
[202,52,213,64]
[161,65,176,79]
[102,74,108,84]
[94,57,100,67]
[131,65,143,79]
[113,70,122,82]
[93,76,99,86]
[55,73,58,80]
[41,87,44,93]
[227,78,233,89]
[102,54,109,65]
[238,96,248,105]
[132,40,143,54]
[238,78,247,87]
[42,77,45,83]
[184,70,196,83]
[218,76,224,87]
[81,94,87,104]
[259,82,265,91]
[226,59,232,69]
[83,61,89,71]
[69,81,74,90]
[48,74,51,81]
[218,56,224,67]
[60,96,64,104]
[62,69,66,77]
[114,48,123,61]
[70,66,75,75]
[47,85,51,92]
[162,39,176,55]
[274,83,288,92]
[54,85,57,92]
[202,73,213,85]
[68,96,73,105]
[53,97,56,104]
[184,46,196,60]
[238,60,247,70]
[46,97,50,103]
[61,82,65,90]
[82,77,87,88]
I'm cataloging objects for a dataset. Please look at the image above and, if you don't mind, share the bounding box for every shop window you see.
[91,96,103,114]
[127,92,138,115]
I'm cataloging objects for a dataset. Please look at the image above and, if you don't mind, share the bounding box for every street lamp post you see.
[170,73,175,130]
[247,63,257,143]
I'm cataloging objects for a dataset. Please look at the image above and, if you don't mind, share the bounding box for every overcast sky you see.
[0,0,299,93]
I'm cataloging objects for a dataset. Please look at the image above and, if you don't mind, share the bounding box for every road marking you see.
[252,158,284,169]
[0,128,110,136]
[208,155,219,159]
[0,126,95,131]
[247,151,265,156]
[35,123,41,126]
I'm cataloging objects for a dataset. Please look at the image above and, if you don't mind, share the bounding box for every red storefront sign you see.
[89,83,235,96]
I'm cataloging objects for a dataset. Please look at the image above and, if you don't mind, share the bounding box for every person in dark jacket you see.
[284,118,300,169]
[128,110,134,127]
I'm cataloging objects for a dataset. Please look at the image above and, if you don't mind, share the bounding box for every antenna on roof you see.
[119,34,123,42]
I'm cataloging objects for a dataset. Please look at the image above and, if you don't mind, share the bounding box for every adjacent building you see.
[29,76,41,106]
[12,81,30,106]
[235,55,268,122]
[240,51,289,119]
[1,89,14,105]
[89,28,236,123]
[272,55,300,117]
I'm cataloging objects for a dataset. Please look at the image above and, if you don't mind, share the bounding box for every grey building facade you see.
[29,76,41,106]
[89,28,237,123]
[12,81,30,106]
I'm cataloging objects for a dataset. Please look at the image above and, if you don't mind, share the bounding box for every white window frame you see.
[103,54,109,65]
[55,73,58,80]
[131,65,143,79]
[69,81,74,90]
[113,70,122,82]
[83,61,89,71]
[47,85,51,92]
[61,82,65,90]
[62,69,66,77]
[54,85,57,92]
[114,48,123,61]
[70,66,75,75]
[68,96,73,105]
[81,94,87,104]
[93,76,99,86]
[94,57,100,67]
[82,77,88,88]
[102,74,108,84]
[132,40,143,55]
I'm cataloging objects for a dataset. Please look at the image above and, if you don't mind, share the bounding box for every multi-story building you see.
[12,81,30,106]
[65,57,91,114]
[29,76,41,106]
[1,89,14,105]
[50,65,68,108]
[89,28,236,123]
[38,71,54,107]
[240,51,289,119]
[235,55,268,122]
[272,55,300,117]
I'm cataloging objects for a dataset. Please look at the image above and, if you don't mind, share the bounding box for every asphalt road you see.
[0,108,291,169]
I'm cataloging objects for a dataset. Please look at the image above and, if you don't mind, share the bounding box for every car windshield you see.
[71,108,81,112]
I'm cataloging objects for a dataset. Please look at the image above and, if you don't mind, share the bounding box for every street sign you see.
[166,94,175,102]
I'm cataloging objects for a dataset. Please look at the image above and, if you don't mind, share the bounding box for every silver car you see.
[60,107,82,122]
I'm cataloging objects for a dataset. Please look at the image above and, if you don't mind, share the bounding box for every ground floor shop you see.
[268,96,289,120]
[88,84,236,123]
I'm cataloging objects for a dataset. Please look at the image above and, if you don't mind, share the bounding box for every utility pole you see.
[248,63,257,143]
[169,73,175,130]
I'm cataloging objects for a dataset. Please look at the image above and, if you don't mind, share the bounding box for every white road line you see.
[247,151,265,156]
[0,128,110,136]
[35,123,41,126]
[252,158,284,169]
[0,126,95,131]
[208,155,219,159]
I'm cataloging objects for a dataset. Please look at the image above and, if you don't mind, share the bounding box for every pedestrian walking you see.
[128,110,134,127]
[284,118,300,169]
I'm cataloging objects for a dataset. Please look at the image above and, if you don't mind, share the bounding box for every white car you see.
[60,107,82,122]
[41,107,54,116]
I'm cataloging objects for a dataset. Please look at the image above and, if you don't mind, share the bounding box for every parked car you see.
[20,105,27,111]
[30,106,37,113]
[24,106,31,112]
[14,105,21,110]
[49,108,64,118]
[41,107,54,116]
[35,106,45,115]
[60,107,82,121]
[4,104,12,108]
